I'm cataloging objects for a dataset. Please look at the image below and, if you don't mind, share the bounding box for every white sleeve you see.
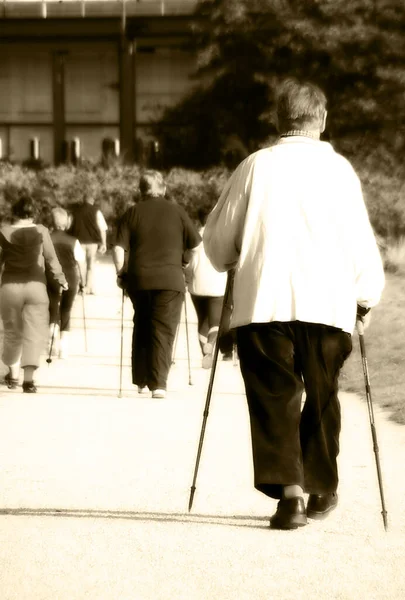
[203,158,252,272]
[343,168,385,308]
[96,210,108,232]
[74,240,85,263]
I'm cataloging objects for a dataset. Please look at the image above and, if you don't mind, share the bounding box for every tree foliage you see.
[154,0,405,172]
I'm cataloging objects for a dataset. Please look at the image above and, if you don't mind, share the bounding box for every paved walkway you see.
[0,258,404,600]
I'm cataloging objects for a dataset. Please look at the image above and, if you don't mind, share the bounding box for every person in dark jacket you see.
[0,196,67,393]
[48,207,85,359]
[112,170,201,399]
[68,193,107,295]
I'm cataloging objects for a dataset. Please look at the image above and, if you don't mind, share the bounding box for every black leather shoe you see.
[22,381,37,394]
[270,497,307,530]
[307,492,338,520]
[3,373,19,389]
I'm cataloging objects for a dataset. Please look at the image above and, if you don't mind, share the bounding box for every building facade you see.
[0,0,201,164]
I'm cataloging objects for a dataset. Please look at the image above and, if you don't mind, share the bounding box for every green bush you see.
[339,138,405,240]
[0,161,141,229]
[0,158,403,252]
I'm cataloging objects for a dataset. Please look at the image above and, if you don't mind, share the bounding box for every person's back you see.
[123,198,199,292]
[0,223,59,285]
[51,229,78,277]
[222,138,379,333]
[69,202,101,244]
[205,138,383,336]
[186,225,227,297]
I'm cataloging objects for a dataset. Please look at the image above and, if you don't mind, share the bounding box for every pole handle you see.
[356,318,365,336]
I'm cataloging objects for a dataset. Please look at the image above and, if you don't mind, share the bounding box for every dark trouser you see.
[127,288,183,391]
[236,321,352,500]
[48,270,79,331]
[190,294,235,355]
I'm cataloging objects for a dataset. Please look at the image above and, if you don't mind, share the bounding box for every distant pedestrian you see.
[0,196,67,393]
[113,170,201,399]
[184,207,234,368]
[204,78,385,530]
[69,193,107,295]
[48,207,85,359]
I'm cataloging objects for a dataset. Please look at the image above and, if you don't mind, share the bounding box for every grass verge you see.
[341,272,405,425]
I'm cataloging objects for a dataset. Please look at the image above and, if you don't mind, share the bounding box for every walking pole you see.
[46,321,58,365]
[188,271,233,512]
[171,320,181,365]
[77,265,88,353]
[183,292,193,385]
[46,292,61,366]
[356,317,388,531]
[232,343,238,367]
[118,288,125,398]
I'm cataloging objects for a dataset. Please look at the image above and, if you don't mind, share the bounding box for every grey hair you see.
[276,78,327,131]
[139,170,166,198]
[52,207,69,230]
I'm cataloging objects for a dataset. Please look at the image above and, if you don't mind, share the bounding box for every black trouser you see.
[48,270,79,331]
[236,321,352,500]
[190,294,234,355]
[127,288,183,391]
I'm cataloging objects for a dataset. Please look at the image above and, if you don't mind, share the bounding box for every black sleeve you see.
[115,207,135,251]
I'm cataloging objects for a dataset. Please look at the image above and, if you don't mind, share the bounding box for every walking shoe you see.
[152,389,166,399]
[3,373,19,389]
[137,386,148,394]
[22,381,37,394]
[222,352,233,361]
[202,352,213,369]
[269,497,307,530]
[59,332,69,360]
[202,341,214,355]
[307,492,338,520]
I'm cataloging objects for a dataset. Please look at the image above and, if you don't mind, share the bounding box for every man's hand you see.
[98,243,107,255]
[116,272,127,291]
[356,305,371,331]
[61,283,69,292]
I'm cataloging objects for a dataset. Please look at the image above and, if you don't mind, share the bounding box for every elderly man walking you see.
[204,78,385,530]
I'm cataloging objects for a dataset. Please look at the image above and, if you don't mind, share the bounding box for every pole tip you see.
[188,486,196,512]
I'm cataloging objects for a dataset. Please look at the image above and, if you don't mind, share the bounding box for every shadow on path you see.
[0,507,270,530]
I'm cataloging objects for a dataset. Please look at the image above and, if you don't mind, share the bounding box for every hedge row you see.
[0,155,403,242]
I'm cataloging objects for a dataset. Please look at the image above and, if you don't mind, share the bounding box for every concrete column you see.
[52,51,66,165]
[119,37,135,163]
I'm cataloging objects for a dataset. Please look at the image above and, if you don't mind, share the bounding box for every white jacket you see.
[203,136,385,334]
[185,227,227,297]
